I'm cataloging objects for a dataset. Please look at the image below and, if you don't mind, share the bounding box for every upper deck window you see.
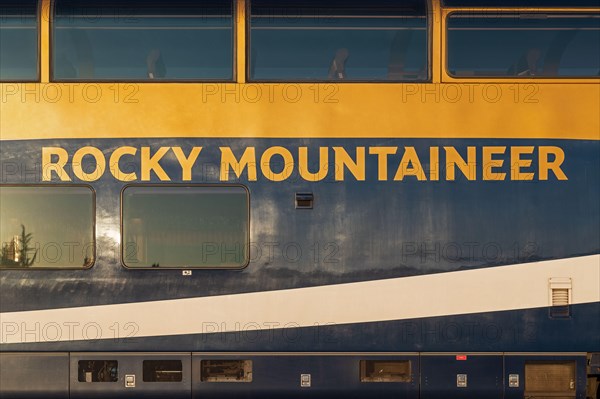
[0,186,95,269]
[52,0,234,81]
[447,13,600,78]
[444,0,600,6]
[0,0,38,82]
[249,0,428,82]
[122,186,249,269]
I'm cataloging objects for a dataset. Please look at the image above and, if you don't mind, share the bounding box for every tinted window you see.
[53,0,233,81]
[122,186,249,268]
[0,186,94,269]
[249,0,428,81]
[143,360,183,382]
[444,0,600,6]
[0,0,38,81]
[447,14,600,77]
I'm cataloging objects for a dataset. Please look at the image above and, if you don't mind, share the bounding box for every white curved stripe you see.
[1,255,599,344]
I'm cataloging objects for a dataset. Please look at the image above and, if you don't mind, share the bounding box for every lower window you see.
[121,185,249,269]
[0,185,95,269]
[360,360,412,382]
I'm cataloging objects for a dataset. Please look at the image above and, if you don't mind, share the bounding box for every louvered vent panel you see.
[549,278,572,318]
[552,288,570,307]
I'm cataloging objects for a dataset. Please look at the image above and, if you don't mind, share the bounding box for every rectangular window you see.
[53,0,234,81]
[249,0,428,82]
[122,185,249,269]
[0,0,39,81]
[0,186,95,269]
[360,360,412,382]
[200,360,253,382]
[143,360,183,382]
[444,0,600,6]
[447,13,600,78]
[78,360,118,382]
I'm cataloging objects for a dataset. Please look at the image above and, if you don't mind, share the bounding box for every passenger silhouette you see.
[147,49,166,79]
[508,48,542,76]
[328,48,349,80]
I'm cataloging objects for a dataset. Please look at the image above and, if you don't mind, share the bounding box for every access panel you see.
[192,353,420,399]
[0,352,69,399]
[421,353,503,399]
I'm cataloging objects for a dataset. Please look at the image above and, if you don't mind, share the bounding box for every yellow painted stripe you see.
[40,0,50,83]
[1,82,599,141]
[236,0,246,84]
[1,0,598,141]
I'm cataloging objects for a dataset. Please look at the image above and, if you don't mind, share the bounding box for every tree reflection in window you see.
[0,225,38,267]
[0,186,95,269]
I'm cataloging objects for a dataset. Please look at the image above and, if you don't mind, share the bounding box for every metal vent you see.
[549,278,572,318]
[525,361,576,397]
[295,193,314,209]
[552,288,569,307]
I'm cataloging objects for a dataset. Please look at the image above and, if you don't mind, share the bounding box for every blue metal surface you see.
[1,138,598,310]
[1,137,598,398]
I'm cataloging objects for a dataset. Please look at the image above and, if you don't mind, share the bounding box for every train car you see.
[1,0,599,398]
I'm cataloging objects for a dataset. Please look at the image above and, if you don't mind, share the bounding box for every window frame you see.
[443,8,600,83]
[443,0,600,7]
[49,0,237,83]
[245,0,433,83]
[0,184,96,270]
[120,184,251,270]
[0,0,41,83]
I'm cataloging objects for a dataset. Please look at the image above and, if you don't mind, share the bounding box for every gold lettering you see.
[369,147,397,181]
[394,147,426,181]
[109,146,137,182]
[42,147,71,181]
[445,146,476,181]
[141,147,171,181]
[73,146,105,182]
[172,147,202,181]
[539,146,568,180]
[220,147,257,181]
[510,146,535,180]
[429,146,440,181]
[483,146,507,181]
[299,147,329,182]
[261,146,294,182]
[333,147,365,181]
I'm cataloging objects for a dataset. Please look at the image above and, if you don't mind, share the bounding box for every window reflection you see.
[0,0,38,81]
[0,186,95,269]
[122,186,249,269]
[447,14,600,78]
[444,0,599,6]
[53,0,234,81]
[249,0,428,82]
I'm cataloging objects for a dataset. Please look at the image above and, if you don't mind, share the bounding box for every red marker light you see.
[456,355,467,361]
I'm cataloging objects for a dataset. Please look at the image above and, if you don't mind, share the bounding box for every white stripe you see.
[1,255,598,344]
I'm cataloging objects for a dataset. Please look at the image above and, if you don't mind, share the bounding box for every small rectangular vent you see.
[295,193,314,209]
[552,288,569,307]
[549,278,572,318]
